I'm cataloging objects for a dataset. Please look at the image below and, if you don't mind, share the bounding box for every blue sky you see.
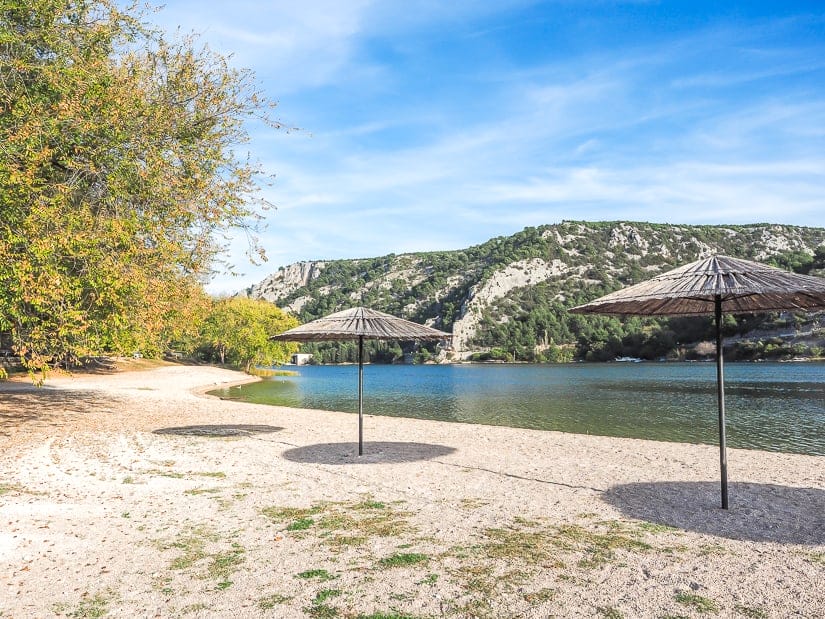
[145,1,825,293]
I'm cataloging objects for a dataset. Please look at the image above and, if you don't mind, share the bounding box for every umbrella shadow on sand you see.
[272,307,451,456]
[153,424,284,437]
[603,481,825,545]
[282,441,456,465]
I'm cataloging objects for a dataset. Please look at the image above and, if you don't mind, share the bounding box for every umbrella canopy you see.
[569,255,825,317]
[570,255,825,509]
[271,307,451,455]
[271,306,451,342]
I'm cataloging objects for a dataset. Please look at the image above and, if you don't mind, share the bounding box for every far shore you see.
[1,364,822,618]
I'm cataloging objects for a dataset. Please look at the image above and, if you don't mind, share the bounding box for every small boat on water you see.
[615,356,642,362]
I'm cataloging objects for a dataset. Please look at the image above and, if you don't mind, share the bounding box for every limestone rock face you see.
[451,258,574,353]
[244,261,326,303]
[243,221,825,356]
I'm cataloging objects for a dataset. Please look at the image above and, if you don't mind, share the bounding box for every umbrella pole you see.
[358,335,364,456]
[715,295,729,510]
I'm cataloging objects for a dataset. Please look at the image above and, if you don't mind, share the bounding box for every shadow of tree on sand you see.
[0,386,120,437]
[603,481,825,545]
[153,424,283,437]
[282,441,456,465]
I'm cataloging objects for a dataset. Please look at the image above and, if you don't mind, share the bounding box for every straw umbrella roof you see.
[570,255,825,316]
[567,254,825,509]
[271,306,451,342]
[270,306,450,457]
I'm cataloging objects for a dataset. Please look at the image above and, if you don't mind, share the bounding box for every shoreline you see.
[1,365,823,617]
[211,361,825,458]
[289,357,825,365]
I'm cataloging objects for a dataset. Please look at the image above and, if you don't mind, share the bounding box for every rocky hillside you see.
[245,221,825,360]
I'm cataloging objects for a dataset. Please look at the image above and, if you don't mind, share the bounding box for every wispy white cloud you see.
[153,0,375,92]
[142,3,825,293]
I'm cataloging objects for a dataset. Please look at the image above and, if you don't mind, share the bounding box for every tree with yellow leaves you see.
[0,0,281,373]
[200,298,299,373]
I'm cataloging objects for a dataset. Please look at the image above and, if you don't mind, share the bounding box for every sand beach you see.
[1,364,823,618]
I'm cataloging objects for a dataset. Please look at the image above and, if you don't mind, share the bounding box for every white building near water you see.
[291,353,313,365]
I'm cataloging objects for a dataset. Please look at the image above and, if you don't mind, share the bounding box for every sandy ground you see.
[0,364,822,619]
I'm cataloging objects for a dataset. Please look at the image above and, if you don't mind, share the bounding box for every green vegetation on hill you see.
[257,222,825,363]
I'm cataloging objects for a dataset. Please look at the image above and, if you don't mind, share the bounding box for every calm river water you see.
[209,362,825,456]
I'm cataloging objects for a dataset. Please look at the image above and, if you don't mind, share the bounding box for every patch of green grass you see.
[180,603,208,613]
[378,552,428,568]
[660,544,691,555]
[150,470,186,479]
[324,534,366,548]
[195,471,226,479]
[0,482,43,496]
[296,568,336,581]
[320,510,411,539]
[459,497,489,510]
[597,606,624,618]
[305,604,339,618]
[58,590,115,618]
[121,511,131,519]
[453,562,496,597]
[156,526,244,584]
[502,568,531,589]
[480,526,565,567]
[804,551,824,564]
[555,523,653,568]
[263,500,413,549]
[184,487,221,495]
[734,605,767,619]
[450,564,532,602]
[258,593,292,609]
[305,587,345,619]
[482,520,652,568]
[357,613,427,619]
[636,522,679,534]
[440,517,670,615]
[675,592,720,614]
[161,527,214,570]
[216,581,232,590]
[208,544,245,580]
[353,499,386,509]
[262,504,323,521]
[121,476,134,484]
[447,597,495,619]
[417,573,439,585]
[523,587,555,604]
[513,515,541,527]
[286,517,315,531]
[314,589,342,604]
[697,543,728,556]
[441,544,477,560]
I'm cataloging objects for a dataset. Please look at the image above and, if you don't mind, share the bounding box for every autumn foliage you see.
[0,0,281,372]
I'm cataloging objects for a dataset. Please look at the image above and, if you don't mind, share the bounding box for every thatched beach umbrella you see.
[570,255,825,509]
[271,307,451,455]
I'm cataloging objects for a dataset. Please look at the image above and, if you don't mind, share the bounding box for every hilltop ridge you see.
[245,221,825,361]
